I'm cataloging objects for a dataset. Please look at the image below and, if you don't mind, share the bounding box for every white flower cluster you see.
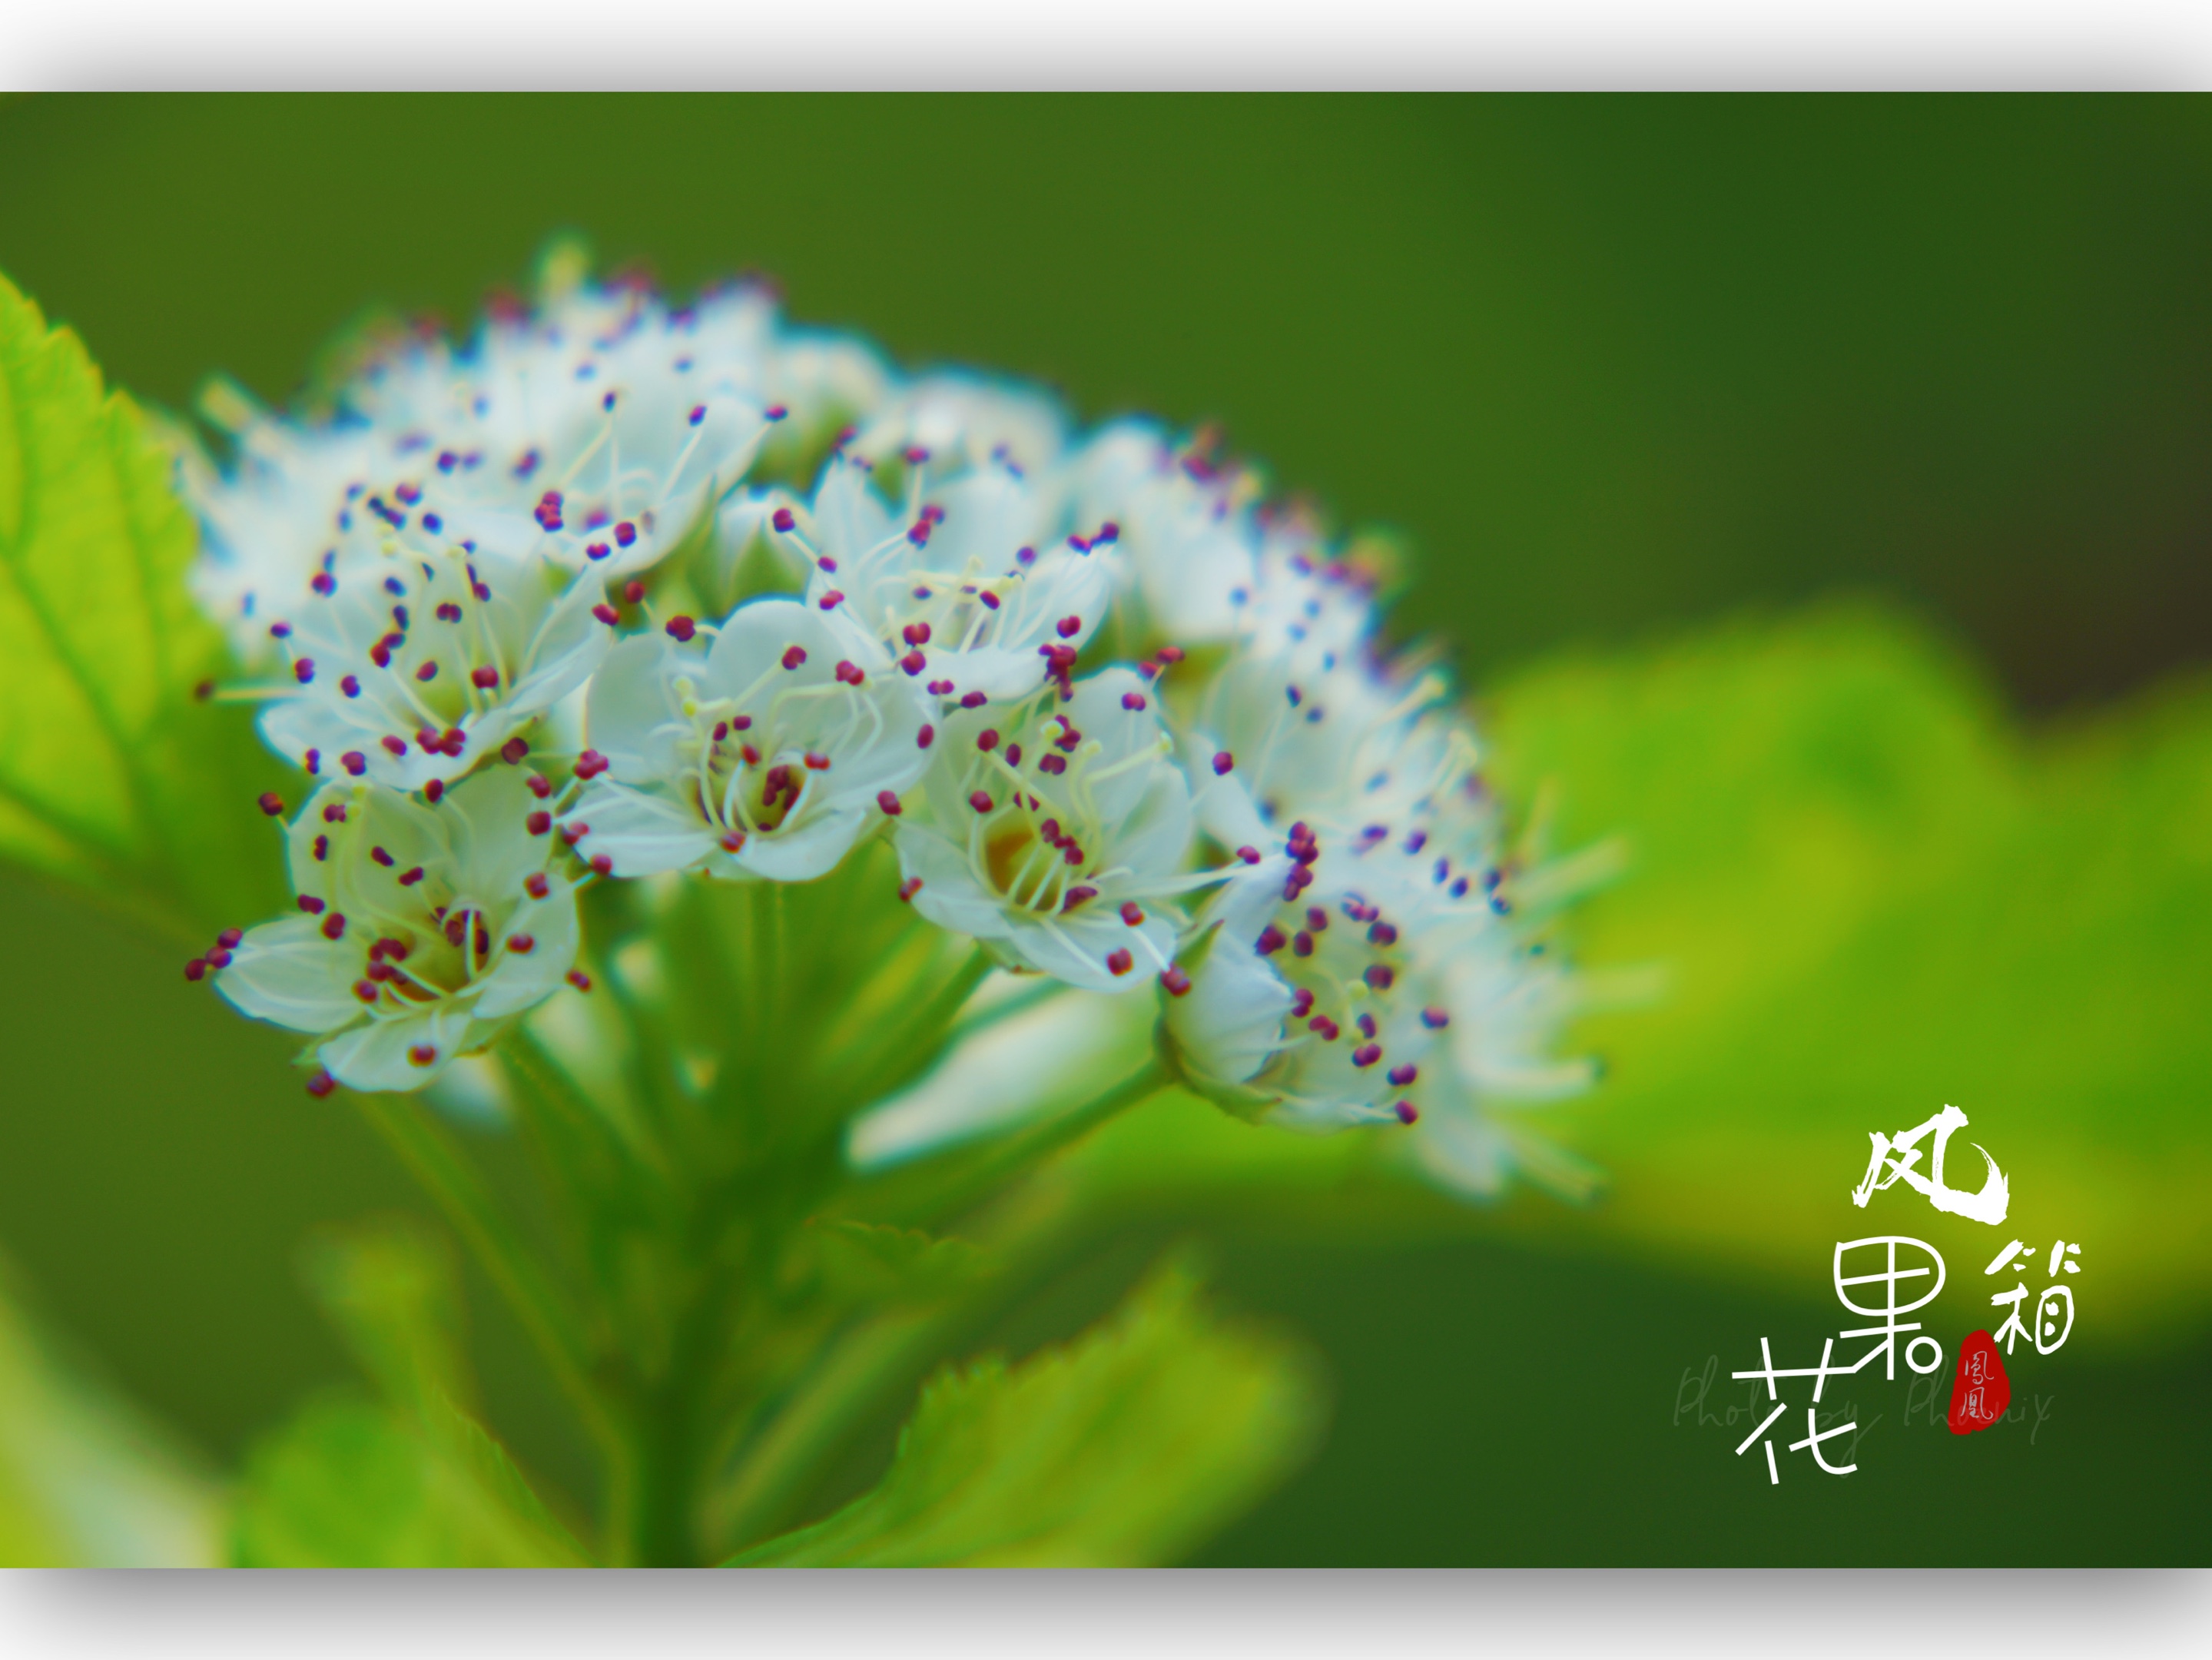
[181,275,1591,1197]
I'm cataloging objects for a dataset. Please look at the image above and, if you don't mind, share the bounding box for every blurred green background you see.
[0,94,2207,1565]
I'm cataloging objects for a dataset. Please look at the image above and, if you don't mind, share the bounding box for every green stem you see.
[708,1167,1127,1555]
[708,1065,1171,1555]
[707,1304,946,1552]
[352,1091,618,1462]
[613,1263,745,1567]
[596,947,693,1164]
[831,947,993,1107]
[937,973,1064,1050]
[505,1022,674,1197]
[864,1058,1172,1230]
[756,880,787,1046]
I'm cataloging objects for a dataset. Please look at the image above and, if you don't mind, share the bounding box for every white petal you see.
[895,826,1013,939]
[319,1000,476,1094]
[469,877,582,1019]
[1265,1091,1404,1133]
[286,782,448,918]
[258,697,386,783]
[1409,1112,1513,1198]
[215,915,363,1034]
[806,460,900,569]
[733,803,873,882]
[1181,730,1272,852]
[570,781,719,877]
[939,646,1054,702]
[504,569,614,719]
[585,633,691,779]
[987,904,1170,994]
[767,330,892,446]
[702,592,892,691]
[1108,764,1194,878]
[1061,669,1167,830]
[854,374,1070,476]
[1016,545,1116,650]
[1165,928,1293,1090]
[442,769,560,922]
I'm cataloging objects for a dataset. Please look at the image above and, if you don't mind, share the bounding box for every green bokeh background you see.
[0,94,2207,1565]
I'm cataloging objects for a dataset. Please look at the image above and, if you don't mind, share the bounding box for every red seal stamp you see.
[1948,1328,2011,1434]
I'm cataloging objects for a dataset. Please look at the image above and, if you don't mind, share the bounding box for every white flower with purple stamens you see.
[1385,788,1605,1198]
[1070,422,1262,649]
[1163,760,1600,1191]
[1398,912,1600,1200]
[177,386,386,668]
[180,266,1604,1207]
[207,769,582,1094]
[182,278,850,682]
[847,373,1069,480]
[1180,576,1449,852]
[768,451,1118,705]
[567,594,931,882]
[1162,539,1580,1157]
[892,669,1199,992]
[340,287,778,581]
[1161,822,1442,1130]
[254,538,613,792]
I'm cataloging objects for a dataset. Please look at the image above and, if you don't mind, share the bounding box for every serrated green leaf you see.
[0,269,285,945]
[0,1249,222,1566]
[727,1262,1323,1567]
[230,1214,591,1566]
[420,1391,592,1565]
[803,1218,992,1307]
[229,1394,589,1568]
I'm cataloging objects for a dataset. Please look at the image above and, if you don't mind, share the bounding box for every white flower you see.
[766,451,1119,705]
[893,668,1199,992]
[1162,824,1442,1130]
[568,594,933,882]
[1158,541,1567,1145]
[847,373,1069,480]
[253,538,613,792]
[338,284,778,581]
[1398,914,1598,1200]
[1070,422,1261,649]
[182,277,865,673]
[207,770,582,1093]
[1162,728,1599,1194]
[178,383,384,668]
[1179,559,1448,852]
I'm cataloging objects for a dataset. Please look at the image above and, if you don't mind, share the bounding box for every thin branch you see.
[864,1058,1172,1231]
[352,1091,619,1459]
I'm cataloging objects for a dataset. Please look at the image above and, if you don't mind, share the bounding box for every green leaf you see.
[300,1216,477,1423]
[0,268,285,945]
[802,1218,992,1308]
[1477,604,2212,1345]
[230,1394,589,1568]
[228,1216,591,1566]
[727,1261,1323,1567]
[0,1249,222,1566]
